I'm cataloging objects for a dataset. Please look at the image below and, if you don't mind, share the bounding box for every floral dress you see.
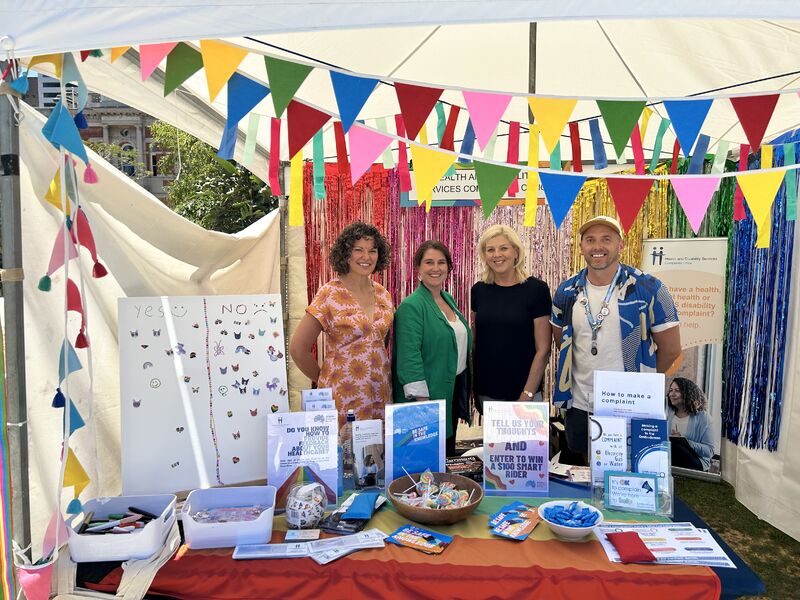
[307,279,394,429]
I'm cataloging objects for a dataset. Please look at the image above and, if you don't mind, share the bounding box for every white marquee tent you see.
[2,1,800,556]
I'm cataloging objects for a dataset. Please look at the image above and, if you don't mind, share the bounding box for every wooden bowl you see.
[387,472,483,526]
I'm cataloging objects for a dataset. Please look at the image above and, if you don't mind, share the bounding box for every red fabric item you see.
[440,104,461,150]
[630,122,645,174]
[72,208,99,263]
[670,138,681,175]
[80,50,92,62]
[333,121,352,186]
[569,121,582,173]
[394,82,444,140]
[287,100,331,159]
[507,121,521,195]
[607,177,655,233]
[395,114,412,193]
[269,117,282,195]
[730,94,779,152]
[606,531,657,564]
[734,143,750,221]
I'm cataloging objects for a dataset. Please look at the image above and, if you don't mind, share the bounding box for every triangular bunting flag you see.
[596,100,647,159]
[473,160,520,218]
[65,400,86,436]
[330,71,379,133]
[66,279,84,317]
[164,43,203,96]
[663,99,713,157]
[348,125,392,184]
[73,208,107,278]
[462,91,512,152]
[737,170,785,248]
[730,94,779,152]
[110,46,131,62]
[394,82,443,141]
[26,54,64,79]
[226,73,270,125]
[409,144,456,211]
[58,339,82,383]
[140,42,178,81]
[17,563,54,600]
[43,167,73,213]
[61,53,88,112]
[264,56,314,118]
[199,40,248,102]
[606,178,654,233]
[527,97,577,154]
[44,221,79,281]
[41,100,89,164]
[670,176,721,234]
[64,447,90,497]
[539,172,586,229]
[286,101,331,159]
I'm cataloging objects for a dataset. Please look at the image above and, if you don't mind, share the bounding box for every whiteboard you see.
[119,295,289,494]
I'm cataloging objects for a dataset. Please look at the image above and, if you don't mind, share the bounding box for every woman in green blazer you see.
[393,241,472,457]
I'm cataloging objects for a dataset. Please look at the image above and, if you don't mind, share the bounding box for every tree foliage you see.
[86,141,150,180]
[149,121,278,233]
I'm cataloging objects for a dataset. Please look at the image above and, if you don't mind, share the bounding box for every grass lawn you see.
[675,475,800,600]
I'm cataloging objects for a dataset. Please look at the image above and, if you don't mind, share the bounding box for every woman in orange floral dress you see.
[290,222,394,430]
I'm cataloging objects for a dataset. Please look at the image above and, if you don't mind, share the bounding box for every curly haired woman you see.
[667,377,715,471]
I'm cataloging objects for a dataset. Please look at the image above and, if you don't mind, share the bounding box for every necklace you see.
[579,267,622,356]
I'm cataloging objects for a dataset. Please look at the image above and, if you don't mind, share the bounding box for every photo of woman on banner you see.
[667,377,715,471]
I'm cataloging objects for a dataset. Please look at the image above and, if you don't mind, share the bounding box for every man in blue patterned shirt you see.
[551,215,681,461]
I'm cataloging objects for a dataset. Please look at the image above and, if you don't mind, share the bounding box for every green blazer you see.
[392,284,472,438]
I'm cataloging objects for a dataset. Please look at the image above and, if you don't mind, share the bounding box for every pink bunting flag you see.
[670,176,721,234]
[17,563,53,600]
[348,125,392,185]
[269,118,282,195]
[46,222,79,278]
[395,114,413,193]
[42,509,71,558]
[630,123,645,174]
[139,43,178,81]
[462,90,512,151]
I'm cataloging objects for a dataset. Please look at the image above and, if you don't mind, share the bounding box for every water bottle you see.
[341,409,356,493]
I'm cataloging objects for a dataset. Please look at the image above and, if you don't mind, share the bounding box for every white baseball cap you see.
[579,215,623,238]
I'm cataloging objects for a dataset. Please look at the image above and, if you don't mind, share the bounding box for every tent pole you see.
[0,60,32,562]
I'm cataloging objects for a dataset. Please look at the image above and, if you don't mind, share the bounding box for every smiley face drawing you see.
[170,304,188,318]
[253,302,268,315]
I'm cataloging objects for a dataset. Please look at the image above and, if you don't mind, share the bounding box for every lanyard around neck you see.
[579,266,622,355]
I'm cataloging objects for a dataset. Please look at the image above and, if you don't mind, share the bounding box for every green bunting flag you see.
[264,56,313,117]
[474,160,520,218]
[596,100,647,159]
[163,43,203,96]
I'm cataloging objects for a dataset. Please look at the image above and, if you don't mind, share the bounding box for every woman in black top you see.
[471,225,552,409]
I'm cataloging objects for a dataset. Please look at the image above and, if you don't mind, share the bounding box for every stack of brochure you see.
[233,529,387,564]
[594,522,735,568]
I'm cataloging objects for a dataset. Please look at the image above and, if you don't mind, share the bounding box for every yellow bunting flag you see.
[737,170,785,248]
[288,150,304,226]
[527,97,577,154]
[27,54,64,79]
[409,144,456,212]
[524,123,540,226]
[640,107,653,142]
[110,46,131,63]
[64,448,90,497]
[199,40,248,102]
[761,144,774,168]
[419,123,428,146]
[43,168,72,213]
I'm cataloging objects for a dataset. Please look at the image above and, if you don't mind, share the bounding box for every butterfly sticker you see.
[234,332,242,340]
[239,387,247,395]
[232,431,241,440]
[227,410,234,418]
[132,398,142,408]
[215,319,222,325]
[183,375,191,383]
[250,408,258,416]
[220,366,228,375]
[130,330,139,338]
[190,352,197,359]
[265,378,279,391]
[153,329,161,337]
[232,364,240,372]
[241,378,250,386]
[176,427,184,433]
[258,329,266,336]
[175,343,186,355]
[232,456,240,464]
[213,341,224,356]
[270,316,277,324]
[252,388,261,396]
[192,323,199,329]
[192,386,199,394]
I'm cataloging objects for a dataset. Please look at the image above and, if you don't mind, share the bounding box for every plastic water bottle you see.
[341,409,356,493]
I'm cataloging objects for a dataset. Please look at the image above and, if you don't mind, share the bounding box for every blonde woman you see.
[470,225,551,409]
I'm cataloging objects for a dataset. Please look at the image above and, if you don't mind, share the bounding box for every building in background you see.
[23,75,171,200]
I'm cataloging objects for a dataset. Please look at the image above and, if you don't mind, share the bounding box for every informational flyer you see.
[353,419,384,489]
[301,388,335,411]
[590,416,628,487]
[604,471,659,513]
[483,402,549,496]
[593,371,666,419]
[267,411,338,508]
[631,418,670,494]
[385,401,445,483]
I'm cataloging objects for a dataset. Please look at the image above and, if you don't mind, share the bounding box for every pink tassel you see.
[92,261,108,278]
[83,163,99,184]
[75,330,89,349]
